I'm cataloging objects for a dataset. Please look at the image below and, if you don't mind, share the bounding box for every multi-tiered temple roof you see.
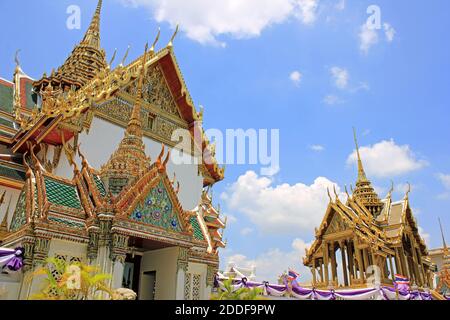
[0,0,225,272]
[304,130,432,290]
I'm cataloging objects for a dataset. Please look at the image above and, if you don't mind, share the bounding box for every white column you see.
[112,261,125,289]
[175,268,186,300]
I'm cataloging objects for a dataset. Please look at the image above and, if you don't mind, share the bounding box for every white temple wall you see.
[53,116,204,211]
[48,239,88,262]
[0,185,21,229]
[140,246,179,300]
[20,239,89,299]
[0,273,21,300]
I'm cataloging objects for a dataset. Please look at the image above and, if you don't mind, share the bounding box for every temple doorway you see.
[141,271,157,300]
[125,237,180,300]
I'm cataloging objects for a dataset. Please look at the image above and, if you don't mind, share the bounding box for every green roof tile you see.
[93,174,106,197]
[0,116,15,128]
[0,82,13,113]
[190,216,205,241]
[48,216,85,229]
[0,163,26,181]
[44,177,82,209]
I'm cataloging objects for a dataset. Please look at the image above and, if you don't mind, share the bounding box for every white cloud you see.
[438,173,450,190]
[310,145,325,152]
[437,173,450,199]
[346,139,428,178]
[295,0,319,25]
[323,94,344,105]
[224,213,237,224]
[224,238,312,283]
[121,0,319,46]
[240,227,254,236]
[359,22,395,54]
[359,23,379,54]
[289,70,302,86]
[335,0,345,11]
[221,171,345,235]
[330,66,349,89]
[384,23,396,42]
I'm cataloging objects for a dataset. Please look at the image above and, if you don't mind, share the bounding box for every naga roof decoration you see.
[0,0,224,185]
[189,188,226,254]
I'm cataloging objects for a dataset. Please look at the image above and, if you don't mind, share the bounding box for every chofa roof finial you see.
[14,49,21,69]
[150,27,161,54]
[404,182,411,200]
[120,45,131,67]
[167,24,179,49]
[109,48,117,68]
[387,180,394,198]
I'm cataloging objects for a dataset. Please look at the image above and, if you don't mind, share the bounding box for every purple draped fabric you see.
[0,247,24,272]
[215,275,436,300]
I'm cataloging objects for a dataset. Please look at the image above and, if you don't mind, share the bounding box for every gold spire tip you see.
[168,24,179,48]
[150,28,161,53]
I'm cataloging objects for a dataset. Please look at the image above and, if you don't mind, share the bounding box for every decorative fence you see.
[214,275,434,300]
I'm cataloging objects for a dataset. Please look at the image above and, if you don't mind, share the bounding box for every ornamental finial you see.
[404,182,411,200]
[14,49,21,69]
[387,180,394,198]
[120,45,131,67]
[344,185,350,198]
[333,185,339,200]
[167,24,179,49]
[150,28,161,54]
[327,187,332,203]
[109,48,117,68]
[77,143,89,168]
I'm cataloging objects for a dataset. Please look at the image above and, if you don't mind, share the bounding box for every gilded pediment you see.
[123,65,182,119]
[325,211,349,235]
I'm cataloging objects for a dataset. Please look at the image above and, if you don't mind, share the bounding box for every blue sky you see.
[1,0,449,282]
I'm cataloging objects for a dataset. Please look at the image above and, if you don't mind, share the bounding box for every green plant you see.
[26,257,113,300]
[211,278,265,300]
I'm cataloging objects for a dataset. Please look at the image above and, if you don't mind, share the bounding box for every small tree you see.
[27,257,113,300]
[211,278,264,300]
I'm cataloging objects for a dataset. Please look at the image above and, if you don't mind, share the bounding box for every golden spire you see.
[351,128,382,216]
[353,127,368,183]
[127,43,148,138]
[100,44,151,195]
[33,0,107,90]
[82,0,103,49]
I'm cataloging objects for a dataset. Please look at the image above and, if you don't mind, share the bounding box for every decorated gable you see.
[130,180,182,232]
[124,65,181,118]
[324,210,350,235]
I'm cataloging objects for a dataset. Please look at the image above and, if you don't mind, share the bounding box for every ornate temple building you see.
[303,131,434,290]
[0,0,225,300]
